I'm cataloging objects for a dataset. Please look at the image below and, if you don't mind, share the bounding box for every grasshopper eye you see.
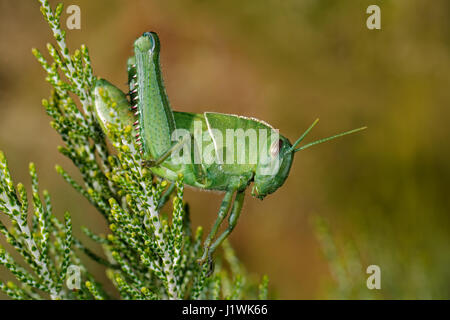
[270,139,283,157]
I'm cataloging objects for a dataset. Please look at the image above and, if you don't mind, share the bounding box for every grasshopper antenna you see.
[293,126,367,153]
[287,118,320,153]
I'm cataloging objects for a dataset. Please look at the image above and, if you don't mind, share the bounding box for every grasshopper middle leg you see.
[198,190,235,265]
[198,189,245,274]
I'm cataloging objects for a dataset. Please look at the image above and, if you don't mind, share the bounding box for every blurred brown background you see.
[0,0,449,299]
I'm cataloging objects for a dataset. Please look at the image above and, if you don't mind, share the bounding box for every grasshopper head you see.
[251,137,294,200]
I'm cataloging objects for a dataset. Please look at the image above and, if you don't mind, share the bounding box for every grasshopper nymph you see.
[93,32,366,273]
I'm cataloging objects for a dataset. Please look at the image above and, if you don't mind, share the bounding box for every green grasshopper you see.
[93,32,366,270]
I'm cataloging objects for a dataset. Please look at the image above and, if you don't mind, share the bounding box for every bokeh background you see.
[0,0,449,299]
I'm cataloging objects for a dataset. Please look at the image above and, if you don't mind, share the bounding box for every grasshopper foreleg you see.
[156,182,176,210]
